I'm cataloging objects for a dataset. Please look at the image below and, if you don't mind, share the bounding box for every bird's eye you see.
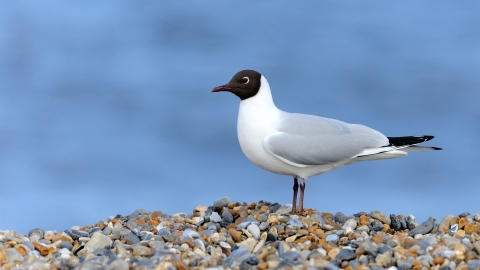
[241,77,250,84]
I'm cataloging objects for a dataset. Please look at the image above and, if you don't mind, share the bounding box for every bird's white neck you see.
[239,75,279,115]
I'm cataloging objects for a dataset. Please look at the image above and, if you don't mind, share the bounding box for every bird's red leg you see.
[291,177,298,214]
[299,178,306,214]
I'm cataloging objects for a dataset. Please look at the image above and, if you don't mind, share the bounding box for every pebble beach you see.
[1,197,480,270]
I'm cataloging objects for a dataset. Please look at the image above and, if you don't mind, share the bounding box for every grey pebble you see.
[259,222,269,231]
[369,219,384,231]
[278,216,289,223]
[390,214,401,231]
[336,249,356,261]
[28,228,44,238]
[409,217,436,236]
[228,247,250,260]
[266,232,277,242]
[400,218,407,230]
[349,260,360,270]
[238,217,260,229]
[397,259,412,269]
[370,265,384,270]
[325,234,339,243]
[287,218,303,227]
[6,248,23,263]
[105,259,129,270]
[222,210,233,223]
[268,203,281,213]
[71,229,89,240]
[405,215,416,230]
[204,206,213,222]
[377,246,393,256]
[61,241,74,251]
[213,196,230,209]
[310,212,326,225]
[334,212,347,223]
[209,212,222,223]
[275,205,292,215]
[279,250,300,263]
[468,260,480,270]
[137,258,155,268]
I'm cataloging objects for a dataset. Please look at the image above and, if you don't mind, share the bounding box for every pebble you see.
[209,212,222,222]
[213,196,230,209]
[325,234,339,243]
[370,210,391,225]
[334,212,347,223]
[408,216,436,236]
[1,202,479,269]
[247,224,260,240]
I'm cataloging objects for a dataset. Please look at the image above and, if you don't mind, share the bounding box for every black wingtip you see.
[387,135,436,147]
[432,147,443,150]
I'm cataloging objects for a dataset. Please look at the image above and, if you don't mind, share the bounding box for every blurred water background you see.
[1,1,479,234]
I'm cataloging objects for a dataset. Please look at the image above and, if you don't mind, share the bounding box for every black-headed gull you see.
[212,70,441,214]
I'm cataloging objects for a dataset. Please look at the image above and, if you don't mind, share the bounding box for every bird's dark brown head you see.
[212,70,262,100]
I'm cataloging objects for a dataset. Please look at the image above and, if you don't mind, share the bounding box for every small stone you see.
[336,249,357,261]
[238,217,260,229]
[287,218,303,227]
[32,242,50,256]
[454,229,466,238]
[213,196,230,209]
[405,215,416,230]
[195,205,208,212]
[459,217,467,229]
[84,232,113,251]
[468,260,480,270]
[325,234,339,243]
[222,210,234,223]
[343,219,357,234]
[247,224,261,240]
[370,210,391,225]
[132,245,152,256]
[6,248,23,263]
[370,219,385,231]
[357,225,369,232]
[408,217,436,236]
[334,212,347,223]
[328,247,340,259]
[465,223,479,234]
[259,222,269,231]
[390,214,401,231]
[310,212,327,225]
[439,214,454,233]
[433,256,444,265]
[375,251,391,267]
[450,224,459,235]
[228,228,242,242]
[373,233,384,244]
[210,212,222,222]
[449,216,460,227]
[238,238,257,252]
[122,233,140,245]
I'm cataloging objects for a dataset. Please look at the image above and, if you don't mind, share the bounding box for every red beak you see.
[212,84,233,92]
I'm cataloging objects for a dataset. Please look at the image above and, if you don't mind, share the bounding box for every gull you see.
[212,70,441,214]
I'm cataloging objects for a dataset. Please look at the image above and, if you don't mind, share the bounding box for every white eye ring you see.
[241,77,250,84]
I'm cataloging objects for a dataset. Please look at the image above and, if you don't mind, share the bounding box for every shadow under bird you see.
[212,70,441,214]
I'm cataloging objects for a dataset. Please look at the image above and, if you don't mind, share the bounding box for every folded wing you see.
[263,113,389,167]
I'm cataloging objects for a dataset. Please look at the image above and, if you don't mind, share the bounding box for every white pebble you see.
[247,224,260,240]
[210,212,222,222]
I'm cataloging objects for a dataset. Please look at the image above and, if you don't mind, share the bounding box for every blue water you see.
[1,2,479,234]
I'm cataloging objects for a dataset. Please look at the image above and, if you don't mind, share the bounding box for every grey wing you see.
[263,113,388,167]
